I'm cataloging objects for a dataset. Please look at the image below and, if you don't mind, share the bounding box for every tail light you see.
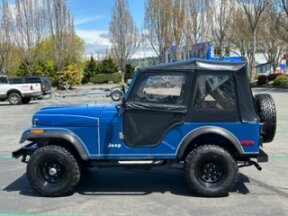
[41,84,45,91]
[30,85,33,90]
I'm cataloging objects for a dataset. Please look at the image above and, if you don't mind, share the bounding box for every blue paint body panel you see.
[23,102,260,160]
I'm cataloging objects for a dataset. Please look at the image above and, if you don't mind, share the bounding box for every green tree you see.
[99,57,118,74]
[83,56,97,83]
[125,64,135,80]
[16,62,28,76]
[34,60,56,78]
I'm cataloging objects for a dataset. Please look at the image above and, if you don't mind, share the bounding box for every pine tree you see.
[83,55,97,83]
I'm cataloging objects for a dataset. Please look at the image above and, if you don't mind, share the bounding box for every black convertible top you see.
[142,59,247,72]
[130,58,258,123]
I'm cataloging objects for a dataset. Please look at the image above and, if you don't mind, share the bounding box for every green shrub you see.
[110,73,122,83]
[58,64,83,87]
[273,75,288,87]
[90,73,121,84]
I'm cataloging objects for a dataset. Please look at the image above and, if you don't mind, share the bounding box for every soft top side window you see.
[131,74,187,105]
[193,73,236,111]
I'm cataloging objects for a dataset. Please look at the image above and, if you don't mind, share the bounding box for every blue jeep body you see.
[19,105,260,160]
[13,59,276,197]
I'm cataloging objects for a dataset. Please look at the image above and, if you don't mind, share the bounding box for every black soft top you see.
[142,59,247,72]
[133,58,258,123]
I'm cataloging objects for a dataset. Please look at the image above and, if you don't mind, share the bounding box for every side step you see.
[90,160,166,168]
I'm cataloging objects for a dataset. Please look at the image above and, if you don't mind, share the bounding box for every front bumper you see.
[12,142,37,162]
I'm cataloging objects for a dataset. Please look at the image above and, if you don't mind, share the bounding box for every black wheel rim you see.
[40,160,66,183]
[198,161,224,184]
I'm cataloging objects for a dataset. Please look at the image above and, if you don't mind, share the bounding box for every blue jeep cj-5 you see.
[13,59,276,197]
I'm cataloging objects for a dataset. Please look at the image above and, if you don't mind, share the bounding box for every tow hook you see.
[239,160,262,171]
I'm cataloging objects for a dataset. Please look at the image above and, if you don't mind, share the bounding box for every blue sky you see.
[67,0,146,57]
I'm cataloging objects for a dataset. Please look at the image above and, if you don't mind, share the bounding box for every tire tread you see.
[27,145,80,197]
[184,145,238,197]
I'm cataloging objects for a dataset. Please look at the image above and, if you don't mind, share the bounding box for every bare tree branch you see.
[109,0,139,73]
[185,0,208,46]
[237,0,269,78]
[144,0,172,63]
[14,0,47,76]
[46,0,75,72]
[211,0,235,57]
[258,3,285,70]
[170,0,186,61]
[0,0,12,75]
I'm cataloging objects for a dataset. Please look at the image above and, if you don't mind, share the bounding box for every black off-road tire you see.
[111,90,123,101]
[22,97,31,104]
[254,94,276,143]
[184,145,238,197]
[27,145,81,197]
[8,92,22,105]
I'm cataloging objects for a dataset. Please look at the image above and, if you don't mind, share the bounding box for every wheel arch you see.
[21,130,90,161]
[177,126,244,160]
[7,89,22,97]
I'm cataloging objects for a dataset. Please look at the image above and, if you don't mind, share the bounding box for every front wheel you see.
[27,145,81,197]
[184,145,238,197]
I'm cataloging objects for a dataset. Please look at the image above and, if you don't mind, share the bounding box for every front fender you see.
[19,128,90,160]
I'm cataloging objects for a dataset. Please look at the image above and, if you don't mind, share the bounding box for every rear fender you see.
[176,126,244,160]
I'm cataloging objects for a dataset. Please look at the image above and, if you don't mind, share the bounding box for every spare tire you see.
[254,94,276,143]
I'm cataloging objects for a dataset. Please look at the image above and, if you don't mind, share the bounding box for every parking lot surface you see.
[0,87,287,216]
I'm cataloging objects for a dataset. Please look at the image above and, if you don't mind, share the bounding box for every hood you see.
[33,104,117,127]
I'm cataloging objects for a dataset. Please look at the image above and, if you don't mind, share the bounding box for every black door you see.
[123,72,189,147]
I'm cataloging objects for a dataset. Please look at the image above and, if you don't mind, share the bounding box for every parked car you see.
[13,59,276,197]
[0,75,42,105]
[9,77,52,97]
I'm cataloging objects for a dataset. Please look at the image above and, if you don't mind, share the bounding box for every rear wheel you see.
[27,145,81,197]
[184,145,238,197]
[8,92,22,105]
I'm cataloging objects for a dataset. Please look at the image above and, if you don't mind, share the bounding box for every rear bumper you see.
[22,91,42,97]
[43,90,52,95]
[257,148,268,163]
